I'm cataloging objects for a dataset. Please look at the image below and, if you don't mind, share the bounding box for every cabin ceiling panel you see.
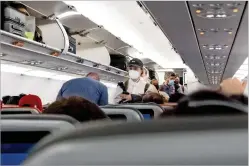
[87,29,130,50]
[21,1,69,18]
[223,4,248,79]
[187,1,246,85]
[143,1,208,84]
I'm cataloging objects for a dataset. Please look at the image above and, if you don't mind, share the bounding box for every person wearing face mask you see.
[117,58,158,103]
[160,73,176,96]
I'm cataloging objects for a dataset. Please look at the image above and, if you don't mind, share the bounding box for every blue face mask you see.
[168,80,174,86]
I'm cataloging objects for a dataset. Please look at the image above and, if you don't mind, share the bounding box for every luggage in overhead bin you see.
[2,3,26,37]
[110,54,128,71]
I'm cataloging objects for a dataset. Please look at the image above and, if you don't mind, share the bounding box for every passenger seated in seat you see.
[56,72,108,106]
[5,94,26,105]
[151,79,169,102]
[2,96,10,104]
[160,90,246,118]
[142,92,164,104]
[168,93,185,103]
[43,96,108,122]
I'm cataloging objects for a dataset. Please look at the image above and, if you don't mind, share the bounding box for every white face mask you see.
[129,70,140,80]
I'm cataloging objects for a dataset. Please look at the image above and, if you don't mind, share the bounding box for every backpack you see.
[124,80,150,94]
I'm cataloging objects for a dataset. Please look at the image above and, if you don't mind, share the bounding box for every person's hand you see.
[220,78,244,96]
[119,94,132,101]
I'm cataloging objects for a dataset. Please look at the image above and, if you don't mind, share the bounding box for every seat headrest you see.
[19,94,42,112]
[1,114,79,124]
[23,115,248,165]
[101,107,143,121]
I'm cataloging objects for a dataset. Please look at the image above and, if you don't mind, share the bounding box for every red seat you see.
[19,94,43,112]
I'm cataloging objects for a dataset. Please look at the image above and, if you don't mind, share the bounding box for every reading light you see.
[206,14,214,18]
[233,8,239,13]
[200,31,205,35]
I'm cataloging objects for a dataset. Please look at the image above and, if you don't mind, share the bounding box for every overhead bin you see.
[0,30,128,82]
[20,1,140,59]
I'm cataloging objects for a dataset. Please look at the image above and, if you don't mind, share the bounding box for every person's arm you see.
[99,86,109,106]
[56,87,63,101]
[56,83,67,101]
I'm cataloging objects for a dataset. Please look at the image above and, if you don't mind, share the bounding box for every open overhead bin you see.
[1,1,131,82]
[20,1,140,59]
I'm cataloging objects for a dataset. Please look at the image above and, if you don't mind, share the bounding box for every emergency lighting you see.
[206,14,214,18]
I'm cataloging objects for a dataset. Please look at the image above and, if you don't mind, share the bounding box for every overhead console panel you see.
[222,4,248,80]
[187,1,246,85]
[142,1,209,84]
[142,1,247,85]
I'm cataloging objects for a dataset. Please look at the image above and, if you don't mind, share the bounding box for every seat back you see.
[1,107,40,114]
[1,114,79,125]
[1,115,76,166]
[101,107,143,122]
[23,115,248,165]
[115,103,164,119]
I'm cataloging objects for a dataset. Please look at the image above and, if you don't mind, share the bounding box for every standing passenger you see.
[160,73,176,96]
[56,72,108,106]
[118,58,158,103]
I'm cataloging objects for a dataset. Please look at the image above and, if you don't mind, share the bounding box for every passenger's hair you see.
[86,72,100,81]
[170,73,176,77]
[5,94,26,105]
[43,96,108,122]
[142,92,164,104]
[2,96,10,104]
[160,90,246,118]
[168,93,185,103]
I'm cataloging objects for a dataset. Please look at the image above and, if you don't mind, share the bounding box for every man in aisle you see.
[117,58,158,103]
[56,72,108,106]
[160,73,176,96]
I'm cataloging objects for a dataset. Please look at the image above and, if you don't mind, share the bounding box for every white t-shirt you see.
[127,79,158,95]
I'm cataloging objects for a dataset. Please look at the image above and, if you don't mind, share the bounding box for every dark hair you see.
[170,73,176,77]
[160,90,246,118]
[43,96,108,122]
[168,93,185,103]
[142,92,164,104]
[2,96,10,104]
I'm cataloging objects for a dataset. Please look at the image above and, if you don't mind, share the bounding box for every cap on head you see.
[128,58,143,68]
